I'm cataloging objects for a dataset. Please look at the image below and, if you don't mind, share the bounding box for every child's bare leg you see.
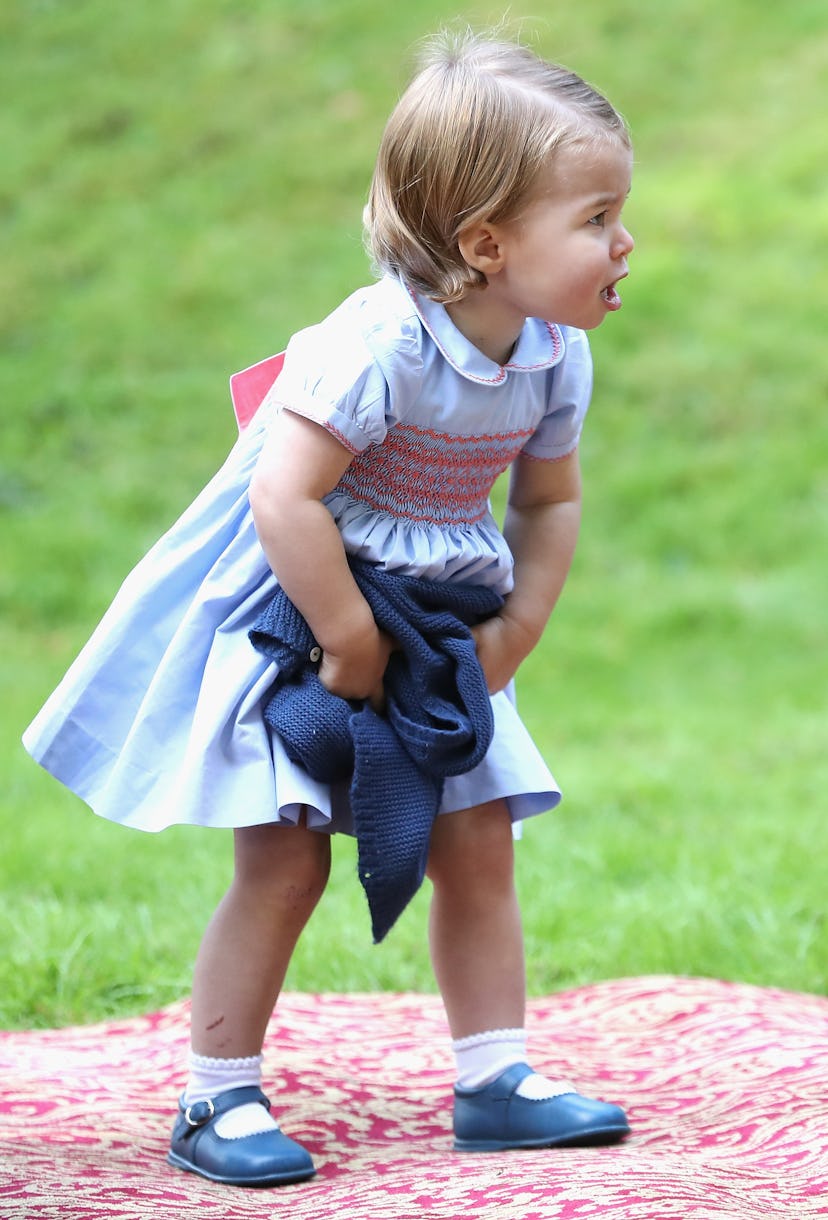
[426,798,525,1038]
[191,819,331,1056]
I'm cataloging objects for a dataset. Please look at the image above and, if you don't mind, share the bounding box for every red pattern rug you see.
[1,976,826,1219]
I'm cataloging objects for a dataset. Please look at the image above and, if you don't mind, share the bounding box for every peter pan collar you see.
[406,283,565,385]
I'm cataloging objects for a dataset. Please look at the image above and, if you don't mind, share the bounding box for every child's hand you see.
[471,615,532,694]
[318,627,395,711]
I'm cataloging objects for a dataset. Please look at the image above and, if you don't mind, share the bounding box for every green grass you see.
[2,0,826,1029]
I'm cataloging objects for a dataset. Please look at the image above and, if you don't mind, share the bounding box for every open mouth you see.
[601,281,623,311]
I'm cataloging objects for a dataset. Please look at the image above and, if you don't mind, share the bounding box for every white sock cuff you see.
[188,1052,264,1072]
[452,1027,526,1053]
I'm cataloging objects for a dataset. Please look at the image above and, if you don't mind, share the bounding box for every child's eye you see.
[588,211,607,228]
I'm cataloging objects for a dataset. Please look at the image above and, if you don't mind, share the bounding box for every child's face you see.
[488,139,634,331]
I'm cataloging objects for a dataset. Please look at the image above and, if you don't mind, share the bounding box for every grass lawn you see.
[2,0,826,1029]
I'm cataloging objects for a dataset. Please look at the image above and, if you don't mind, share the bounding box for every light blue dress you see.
[23,277,593,835]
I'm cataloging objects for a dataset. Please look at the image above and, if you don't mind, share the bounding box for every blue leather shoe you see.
[167,1085,315,1186]
[453,1063,630,1152]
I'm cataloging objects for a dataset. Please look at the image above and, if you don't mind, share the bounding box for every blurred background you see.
[2,0,826,1029]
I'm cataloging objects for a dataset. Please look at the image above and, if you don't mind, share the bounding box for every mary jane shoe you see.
[453,1062,630,1152]
[167,1084,315,1186]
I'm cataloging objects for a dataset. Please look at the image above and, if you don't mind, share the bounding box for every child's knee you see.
[234,822,331,899]
[427,801,514,891]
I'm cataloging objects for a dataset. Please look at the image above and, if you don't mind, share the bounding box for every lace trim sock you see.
[185,1052,279,1138]
[452,1028,574,1100]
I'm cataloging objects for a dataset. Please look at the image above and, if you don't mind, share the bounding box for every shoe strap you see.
[182,1085,271,1129]
[485,1062,535,1098]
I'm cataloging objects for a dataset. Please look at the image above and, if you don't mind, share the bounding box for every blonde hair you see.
[365,31,630,302]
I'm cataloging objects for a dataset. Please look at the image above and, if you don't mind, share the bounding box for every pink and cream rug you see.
[1,976,826,1218]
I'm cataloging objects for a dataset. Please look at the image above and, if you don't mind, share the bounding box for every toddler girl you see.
[24,30,635,1185]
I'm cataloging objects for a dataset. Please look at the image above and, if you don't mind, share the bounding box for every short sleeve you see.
[267,283,424,455]
[520,327,593,461]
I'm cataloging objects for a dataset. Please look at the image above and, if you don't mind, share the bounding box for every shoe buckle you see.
[184,1098,215,1128]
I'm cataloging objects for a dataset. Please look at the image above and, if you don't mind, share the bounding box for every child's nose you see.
[614,224,634,258]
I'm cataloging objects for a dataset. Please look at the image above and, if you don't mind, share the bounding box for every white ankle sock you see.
[452,1029,574,1100]
[453,1027,527,1089]
[185,1052,279,1138]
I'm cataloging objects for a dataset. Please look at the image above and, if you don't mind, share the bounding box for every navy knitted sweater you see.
[249,559,503,942]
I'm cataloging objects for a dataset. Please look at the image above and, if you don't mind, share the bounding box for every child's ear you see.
[457,222,506,277]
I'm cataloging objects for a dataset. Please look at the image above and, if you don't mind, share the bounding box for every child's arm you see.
[473,449,582,693]
[249,410,392,703]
